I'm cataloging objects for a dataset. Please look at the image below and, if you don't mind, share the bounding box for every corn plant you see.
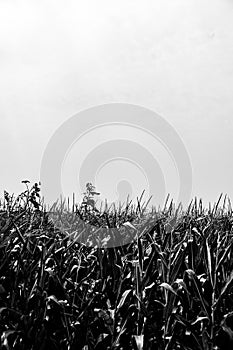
[0,183,233,349]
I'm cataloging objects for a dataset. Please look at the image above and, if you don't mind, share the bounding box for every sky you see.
[0,0,233,210]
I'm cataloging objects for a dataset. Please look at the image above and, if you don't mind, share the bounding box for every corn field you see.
[0,182,233,350]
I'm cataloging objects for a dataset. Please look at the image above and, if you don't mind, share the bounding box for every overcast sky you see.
[0,0,233,209]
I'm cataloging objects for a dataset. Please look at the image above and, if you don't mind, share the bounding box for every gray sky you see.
[0,0,233,209]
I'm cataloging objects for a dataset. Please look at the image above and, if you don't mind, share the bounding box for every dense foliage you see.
[0,182,233,349]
